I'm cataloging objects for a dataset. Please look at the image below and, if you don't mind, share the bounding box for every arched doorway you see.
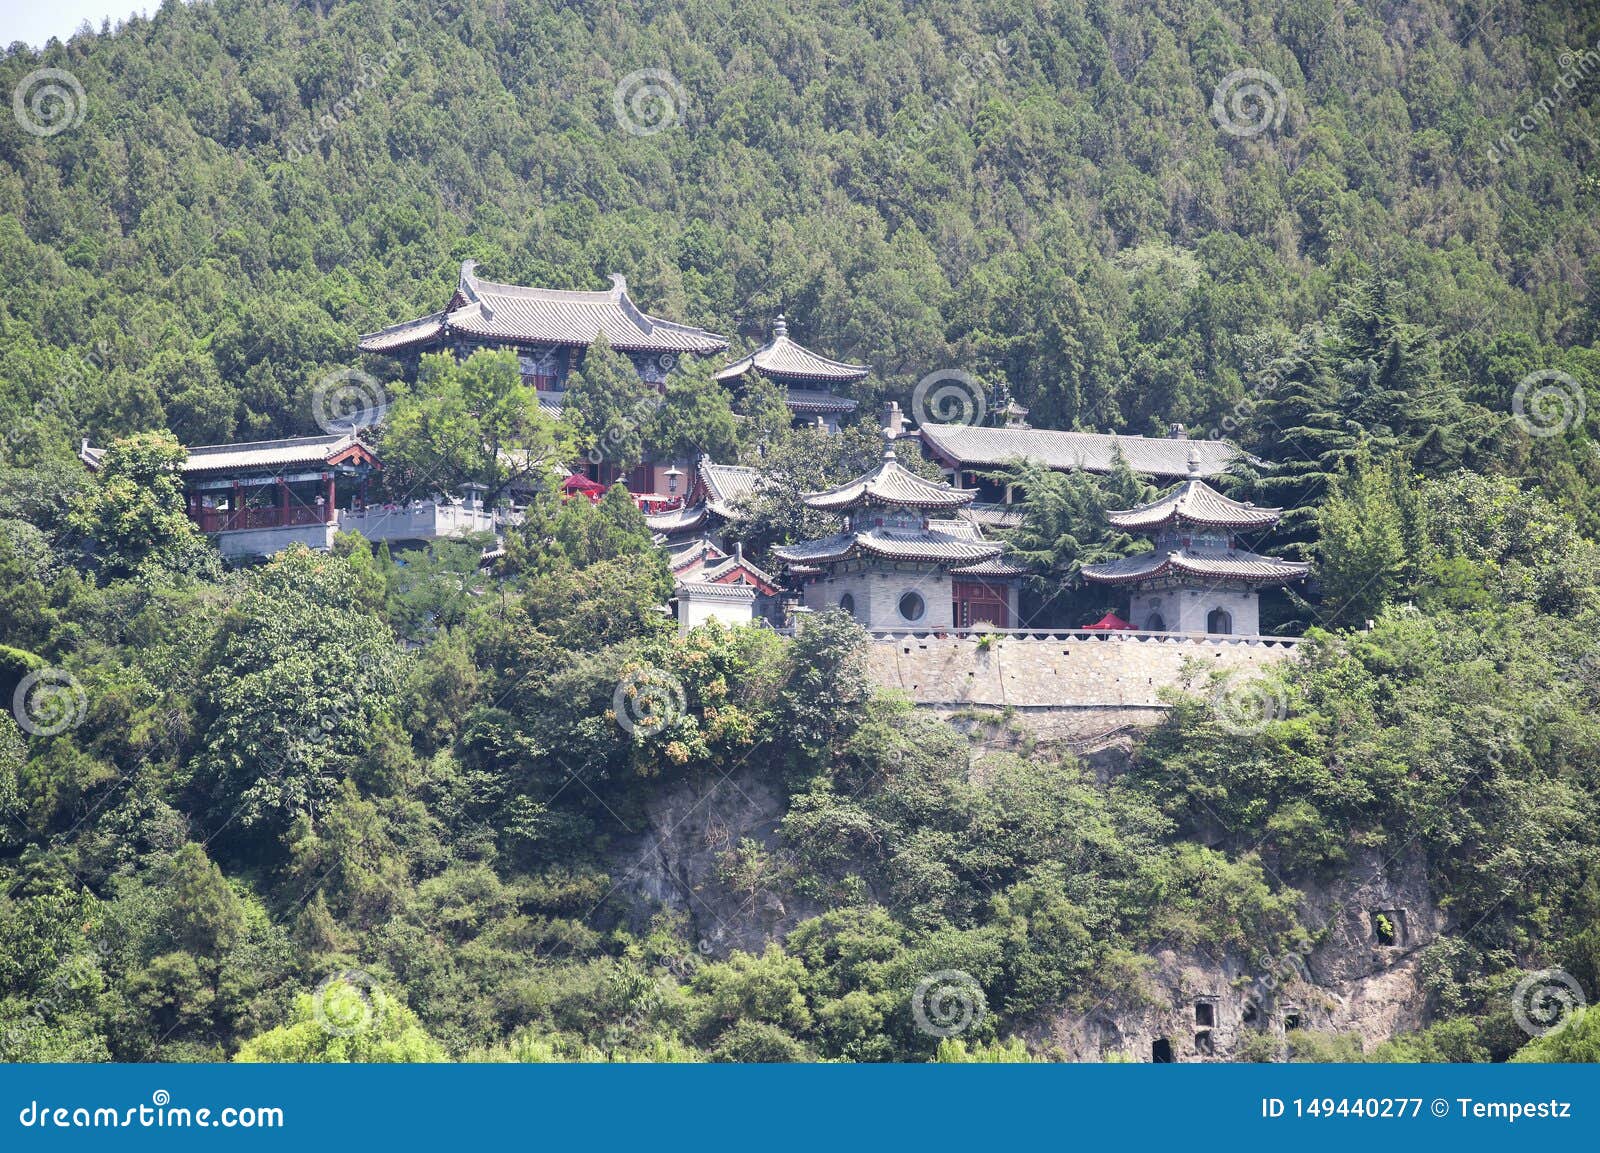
[1207,608,1233,635]
[1146,612,1166,632]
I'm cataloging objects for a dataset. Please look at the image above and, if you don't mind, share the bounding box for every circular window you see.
[898,591,926,622]
[838,593,855,617]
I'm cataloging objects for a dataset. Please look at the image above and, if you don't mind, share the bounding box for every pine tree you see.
[562,333,657,474]
[1247,332,1360,558]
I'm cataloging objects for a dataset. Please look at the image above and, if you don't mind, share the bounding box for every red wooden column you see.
[277,478,289,527]
[323,473,335,522]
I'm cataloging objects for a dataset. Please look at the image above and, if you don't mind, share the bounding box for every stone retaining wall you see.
[865,631,1300,712]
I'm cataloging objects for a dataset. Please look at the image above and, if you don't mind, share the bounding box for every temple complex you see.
[359,260,728,401]
[771,443,1024,630]
[1080,448,1309,635]
[714,315,865,432]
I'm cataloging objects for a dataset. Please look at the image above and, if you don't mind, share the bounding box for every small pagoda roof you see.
[359,261,728,356]
[772,525,1003,567]
[930,519,1029,577]
[713,315,869,385]
[919,423,1239,479]
[803,445,975,513]
[1080,547,1310,586]
[1105,454,1281,531]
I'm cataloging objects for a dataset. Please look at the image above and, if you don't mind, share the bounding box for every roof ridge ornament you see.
[1187,443,1202,476]
[772,313,788,339]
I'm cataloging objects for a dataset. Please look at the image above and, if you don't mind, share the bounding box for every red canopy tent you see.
[1082,611,1136,631]
[562,473,607,503]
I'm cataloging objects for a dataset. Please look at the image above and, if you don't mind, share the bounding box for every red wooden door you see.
[952,580,1011,629]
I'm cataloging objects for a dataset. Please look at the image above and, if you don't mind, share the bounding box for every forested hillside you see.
[2,0,1600,1063]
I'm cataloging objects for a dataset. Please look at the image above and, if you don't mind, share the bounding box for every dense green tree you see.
[562,335,657,475]
[65,432,214,579]
[381,350,571,503]
[1511,1005,1600,1063]
[646,364,743,465]
[234,977,445,1063]
[194,547,407,836]
[1315,448,1414,628]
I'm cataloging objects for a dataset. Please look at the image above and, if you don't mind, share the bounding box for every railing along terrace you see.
[192,504,331,532]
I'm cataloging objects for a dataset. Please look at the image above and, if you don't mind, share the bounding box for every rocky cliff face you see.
[614,760,819,956]
[611,724,1441,1061]
[1036,844,1440,1061]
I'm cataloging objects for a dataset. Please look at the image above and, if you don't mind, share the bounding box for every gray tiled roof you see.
[667,538,727,572]
[358,311,447,353]
[713,317,868,384]
[1080,547,1310,585]
[360,261,728,356]
[804,447,975,513]
[773,525,1002,566]
[699,553,776,587]
[179,433,368,474]
[958,502,1026,529]
[784,388,859,415]
[919,423,1239,479]
[700,459,761,517]
[949,556,1030,577]
[673,579,759,602]
[647,503,712,535]
[1106,478,1282,532]
[645,460,763,532]
[930,519,1029,576]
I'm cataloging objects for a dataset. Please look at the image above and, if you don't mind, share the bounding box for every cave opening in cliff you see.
[1371,909,1406,947]
[1195,1030,1214,1056]
[1195,1001,1215,1027]
[1241,1000,1259,1026]
[1151,1038,1173,1063]
[1283,1009,1302,1031]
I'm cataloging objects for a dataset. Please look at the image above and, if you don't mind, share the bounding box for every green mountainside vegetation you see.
[2,0,1599,1062]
